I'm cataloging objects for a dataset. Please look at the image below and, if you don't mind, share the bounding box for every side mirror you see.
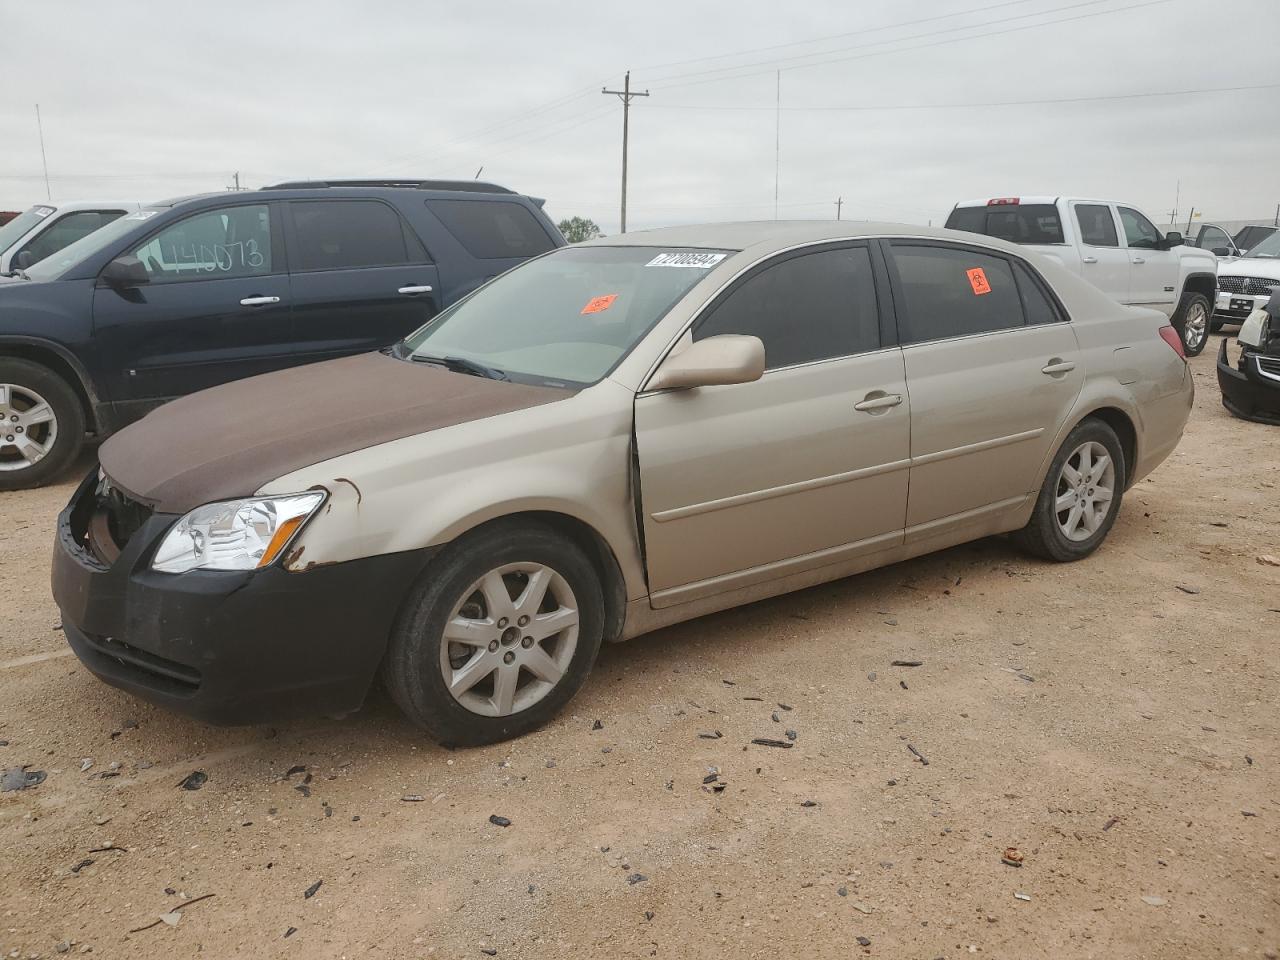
[100,255,149,288]
[648,335,765,391]
[1211,246,1231,257]
[1162,231,1184,248]
[14,250,34,270]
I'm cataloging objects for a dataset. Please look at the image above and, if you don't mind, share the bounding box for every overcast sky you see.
[3,0,1279,233]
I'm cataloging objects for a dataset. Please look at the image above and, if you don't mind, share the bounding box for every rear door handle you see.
[1041,359,1076,375]
[1132,257,1145,265]
[853,392,903,413]
[1082,256,1098,264]
[398,285,434,295]
[239,296,281,306]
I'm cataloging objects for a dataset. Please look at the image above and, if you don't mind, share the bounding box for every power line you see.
[602,71,650,234]
[646,0,1171,92]
[646,81,1280,113]
[636,0,1054,74]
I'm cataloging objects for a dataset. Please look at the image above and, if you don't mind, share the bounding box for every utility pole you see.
[1274,203,1279,227]
[774,70,781,220]
[835,197,843,221]
[602,71,649,234]
[35,104,51,201]
[232,171,241,191]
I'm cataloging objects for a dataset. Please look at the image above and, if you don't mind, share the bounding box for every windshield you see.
[402,245,733,385]
[23,208,164,281]
[1245,231,1280,259]
[0,206,55,257]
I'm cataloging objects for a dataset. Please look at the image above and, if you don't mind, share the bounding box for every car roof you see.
[952,197,1117,208]
[29,200,145,210]
[577,219,1024,254]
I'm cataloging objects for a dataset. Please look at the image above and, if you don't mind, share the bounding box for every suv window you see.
[133,205,273,281]
[426,199,556,260]
[945,204,1064,244]
[1118,207,1161,250]
[288,200,426,271]
[694,246,879,369]
[1075,204,1119,247]
[891,244,1024,343]
[16,210,126,266]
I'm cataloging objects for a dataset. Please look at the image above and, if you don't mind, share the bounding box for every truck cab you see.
[946,197,1218,355]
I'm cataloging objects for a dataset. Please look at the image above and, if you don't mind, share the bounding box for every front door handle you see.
[1082,256,1098,264]
[1041,359,1076,375]
[398,285,434,295]
[1132,257,1146,265]
[853,392,903,413]
[240,296,281,306]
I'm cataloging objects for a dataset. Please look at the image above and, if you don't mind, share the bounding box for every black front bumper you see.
[1217,338,1280,426]
[52,470,434,725]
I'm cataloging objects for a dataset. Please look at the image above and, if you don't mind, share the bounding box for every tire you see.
[1012,418,1125,563]
[1172,292,1211,357]
[0,358,86,491]
[383,520,605,747]
[1209,314,1224,334]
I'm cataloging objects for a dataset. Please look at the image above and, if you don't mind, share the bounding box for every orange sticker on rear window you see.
[966,267,991,296]
[581,294,618,315]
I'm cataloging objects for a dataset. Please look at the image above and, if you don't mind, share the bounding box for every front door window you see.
[131,205,274,281]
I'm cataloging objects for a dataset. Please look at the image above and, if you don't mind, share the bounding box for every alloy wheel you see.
[1055,440,1116,542]
[1182,301,1208,351]
[438,562,580,717]
[0,383,58,473]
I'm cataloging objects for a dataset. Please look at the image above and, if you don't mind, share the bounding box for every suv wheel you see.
[0,359,85,491]
[1013,418,1125,562]
[1173,292,1211,357]
[384,521,605,747]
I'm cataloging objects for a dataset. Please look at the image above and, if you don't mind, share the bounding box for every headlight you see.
[151,492,325,573]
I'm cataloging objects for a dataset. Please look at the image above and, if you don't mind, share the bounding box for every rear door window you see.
[1012,261,1061,326]
[426,199,556,259]
[694,245,880,369]
[1074,204,1119,247]
[889,244,1025,344]
[944,204,1064,244]
[288,200,426,271]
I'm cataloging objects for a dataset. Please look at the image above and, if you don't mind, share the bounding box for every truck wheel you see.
[1012,418,1125,563]
[1172,292,1211,357]
[383,520,605,747]
[0,358,86,491]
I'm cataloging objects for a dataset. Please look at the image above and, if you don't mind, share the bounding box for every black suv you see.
[0,179,564,489]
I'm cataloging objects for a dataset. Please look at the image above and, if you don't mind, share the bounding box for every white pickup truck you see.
[945,197,1219,355]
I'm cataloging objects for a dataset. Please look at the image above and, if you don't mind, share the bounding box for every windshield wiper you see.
[411,353,508,381]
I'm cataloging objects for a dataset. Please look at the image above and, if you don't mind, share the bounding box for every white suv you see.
[0,201,143,276]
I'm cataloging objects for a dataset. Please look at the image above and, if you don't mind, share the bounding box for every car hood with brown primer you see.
[98,352,573,513]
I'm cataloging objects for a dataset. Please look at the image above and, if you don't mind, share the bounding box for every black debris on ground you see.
[304,880,323,899]
[626,873,648,885]
[489,815,512,828]
[284,927,298,938]
[907,744,929,766]
[891,659,924,667]
[178,771,207,791]
[1,767,45,792]
[592,719,604,731]
[751,738,794,749]
[697,731,722,740]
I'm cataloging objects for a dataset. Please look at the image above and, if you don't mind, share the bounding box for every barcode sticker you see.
[646,252,727,269]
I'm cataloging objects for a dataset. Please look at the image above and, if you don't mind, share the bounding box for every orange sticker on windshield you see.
[581,294,618,315]
[966,267,991,296]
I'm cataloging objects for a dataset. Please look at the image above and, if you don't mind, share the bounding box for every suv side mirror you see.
[100,255,150,288]
[648,335,765,391]
[1162,231,1184,248]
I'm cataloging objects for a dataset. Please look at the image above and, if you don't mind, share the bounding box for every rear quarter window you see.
[426,199,556,260]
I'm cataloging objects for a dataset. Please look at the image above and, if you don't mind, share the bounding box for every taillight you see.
[1158,325,1185,360]
[988,197,1020,206]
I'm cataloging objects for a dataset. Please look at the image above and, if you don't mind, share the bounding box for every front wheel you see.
[383,521,605,747]
[0,359,86,491]
[1013,419,1125,562]
[1172,292,1211,357]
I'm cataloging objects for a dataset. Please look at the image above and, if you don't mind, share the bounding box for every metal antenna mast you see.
[602,71,649,234]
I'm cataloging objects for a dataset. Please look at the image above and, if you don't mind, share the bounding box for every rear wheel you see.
[0,359,85,491]
[1172,292,1211,357]
[383,521,605,747]
[1013,419,1125,562]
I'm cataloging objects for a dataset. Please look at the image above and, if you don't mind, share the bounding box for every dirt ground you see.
[1,342,1276,960]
